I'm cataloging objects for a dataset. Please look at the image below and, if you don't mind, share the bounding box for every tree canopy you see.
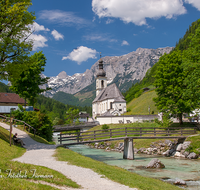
[153,51,191,124]
[10,51,50,106]
[182,26,200,110]
[0,0,35,80]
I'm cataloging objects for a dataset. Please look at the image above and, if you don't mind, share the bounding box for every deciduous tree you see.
[10,51,50,106]
[153,51,191,124]
[0,0,35,80]
[182,26,200,110]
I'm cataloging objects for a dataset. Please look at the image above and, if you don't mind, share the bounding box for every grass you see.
[186,134,200,155]
[0,126,81,189]
[55,147,181,190]
[126,90,159,115]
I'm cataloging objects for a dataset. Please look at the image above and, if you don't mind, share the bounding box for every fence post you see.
[34,129,36,137]
[168,128,170,136]
[77,131,80,143]
[181,128,183,136]
[60,133,62,144]
[194,127,196,134]
[110,129,112,138]
[29,126,30,133]
[140,128,142,136]
[94,131,96,140]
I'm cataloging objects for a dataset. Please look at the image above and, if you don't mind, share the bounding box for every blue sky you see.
[28,0,200,77]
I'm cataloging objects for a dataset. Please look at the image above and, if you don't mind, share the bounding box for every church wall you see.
[113,102,126,114]
[96,77,107,96]
[96,115,160,125]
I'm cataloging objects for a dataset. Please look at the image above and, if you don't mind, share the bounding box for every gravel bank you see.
[1,122,137,190]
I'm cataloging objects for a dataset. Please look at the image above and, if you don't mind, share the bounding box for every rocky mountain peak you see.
[43,47,173,98]
[57,71,68,79]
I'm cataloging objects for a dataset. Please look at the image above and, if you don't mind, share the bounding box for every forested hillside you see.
[0,82,12,93]
[124,18,200,104]
[35,95,92,122]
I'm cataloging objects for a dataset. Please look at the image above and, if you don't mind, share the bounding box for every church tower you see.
[96,57,107,96]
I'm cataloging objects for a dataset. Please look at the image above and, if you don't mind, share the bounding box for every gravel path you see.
[1,122,137,190]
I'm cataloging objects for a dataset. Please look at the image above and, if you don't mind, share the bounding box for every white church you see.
[92,58,127,118]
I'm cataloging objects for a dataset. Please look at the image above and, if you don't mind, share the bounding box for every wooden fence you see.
[58,126,197,145]
[0,115,36,136]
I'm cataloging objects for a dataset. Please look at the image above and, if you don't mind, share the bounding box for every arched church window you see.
[101,80,104,88]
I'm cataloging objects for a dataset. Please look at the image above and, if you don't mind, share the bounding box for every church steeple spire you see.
[97,53,106,77]
[96,53,107,96]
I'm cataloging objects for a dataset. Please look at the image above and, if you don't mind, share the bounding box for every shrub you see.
[102,124,109,131]
[127,108,131,112]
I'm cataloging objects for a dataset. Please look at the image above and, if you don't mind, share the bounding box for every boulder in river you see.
[187,152,198,159]
[174,179,186,185]
[146,158,165,169]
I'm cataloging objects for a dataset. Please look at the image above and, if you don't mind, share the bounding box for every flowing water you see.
[68,144,200,190]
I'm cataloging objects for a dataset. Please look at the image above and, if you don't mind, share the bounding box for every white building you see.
[92,58,126,118]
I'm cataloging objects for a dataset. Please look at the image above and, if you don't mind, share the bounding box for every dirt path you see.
[1,122,137,190]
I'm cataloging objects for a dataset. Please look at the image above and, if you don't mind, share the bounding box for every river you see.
[68,144,200,190]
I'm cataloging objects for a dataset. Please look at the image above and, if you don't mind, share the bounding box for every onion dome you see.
[97,58,106,77]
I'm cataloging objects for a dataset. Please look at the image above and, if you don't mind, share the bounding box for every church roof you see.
[93,83,126,103]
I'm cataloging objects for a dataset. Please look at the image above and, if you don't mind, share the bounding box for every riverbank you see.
[87,136,200,159]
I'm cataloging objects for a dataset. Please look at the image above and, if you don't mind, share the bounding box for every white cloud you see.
[92,0,187,25]
[185,0,200,10]
[62,46,97,65]
[51,29,64,40]
[29,34,48,51]
[121,40,129,46]
[39,10,90,27]
[106,19,114,24]
[29,22,50,32]
[84,33,117,42]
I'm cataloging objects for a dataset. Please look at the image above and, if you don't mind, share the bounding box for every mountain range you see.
[42,47,173,102]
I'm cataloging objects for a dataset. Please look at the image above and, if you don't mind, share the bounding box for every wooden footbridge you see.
[57,126,197,160]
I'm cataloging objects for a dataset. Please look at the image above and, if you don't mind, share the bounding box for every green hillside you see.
[74,82,96,106]
[0,82,12,92]
[124,18,200,105]
[126,90,158,115]
[53,91,80,106]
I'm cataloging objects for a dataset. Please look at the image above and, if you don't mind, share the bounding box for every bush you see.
[127,108,131,112]
[12,106,53,142]
[102,124,109,131]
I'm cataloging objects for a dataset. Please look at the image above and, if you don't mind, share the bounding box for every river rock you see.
[138,148,146,153]
[187,152,198,159]
[182,141,191,150]
[174,179,186,185]
[176,144,183,152]
[165,140,172,146]
[146,158,165,168]
[163,150,170,157]
[174,152,185,158]
[183,151,190,158]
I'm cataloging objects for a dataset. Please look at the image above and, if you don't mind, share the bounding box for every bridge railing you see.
[58,126,197,144]
[0,115,36,137]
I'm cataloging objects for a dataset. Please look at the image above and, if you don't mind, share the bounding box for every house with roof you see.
[0,92,33,114]
[92,58,126,118]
